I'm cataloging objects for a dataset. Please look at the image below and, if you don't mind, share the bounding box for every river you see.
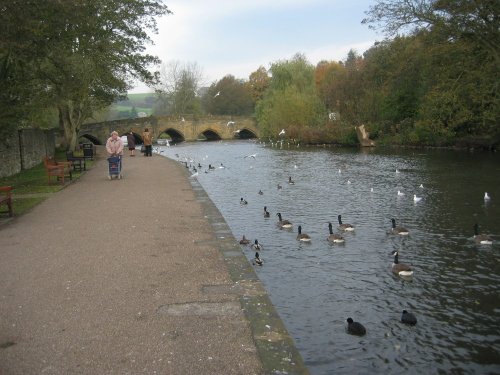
[157,140,500,375]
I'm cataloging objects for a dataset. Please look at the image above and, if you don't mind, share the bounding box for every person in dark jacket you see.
[126,131,136,156]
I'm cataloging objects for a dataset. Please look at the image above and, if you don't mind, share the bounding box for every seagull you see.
[244,154,257,159]
[181,116,185,122]
[227,121,235,126]
[413,194,422,202]
[214,91,220,98]
[419,184,424,188]
[484,192,491,201]
[278,129,285,136]
[396,169,400,174]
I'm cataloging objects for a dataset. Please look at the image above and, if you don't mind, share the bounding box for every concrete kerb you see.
[185,169,309,375]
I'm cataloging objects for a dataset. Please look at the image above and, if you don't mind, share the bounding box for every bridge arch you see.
[160,128,185,144]
[199,128,222,141]
[234,128,257,139]
[79,133,102,145]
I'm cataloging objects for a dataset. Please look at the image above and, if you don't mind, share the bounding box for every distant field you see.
[107,92,156,119]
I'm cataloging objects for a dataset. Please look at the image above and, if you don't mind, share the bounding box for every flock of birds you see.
[171,149,494,336]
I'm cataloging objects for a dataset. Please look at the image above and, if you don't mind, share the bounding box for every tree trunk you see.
[58,101,84,151]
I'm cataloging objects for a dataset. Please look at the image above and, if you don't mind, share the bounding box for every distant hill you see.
[90,93,157,122]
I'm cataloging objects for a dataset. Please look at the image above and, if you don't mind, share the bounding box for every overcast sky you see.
[129,0,382,93]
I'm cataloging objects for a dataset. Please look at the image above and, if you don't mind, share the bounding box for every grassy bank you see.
[0,149,94,218]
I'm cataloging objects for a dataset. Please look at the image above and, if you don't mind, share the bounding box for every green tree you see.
[203,75,254,115]
[0,0,171,150]
[256,53,326,138]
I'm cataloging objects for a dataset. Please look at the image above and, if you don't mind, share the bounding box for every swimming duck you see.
[397,190,405,196]
[252,252,263,266]
[473,223,493,245]
[413,194,422,202]
[277,183,283,190]
[252,239,262,251]
[346,318,366,336]
[258,190,264,195]
[263,206,270,218]
[390,250,413,277]
[239,235,250,245]
[276,213,293,229]
[240,197,248,205]
[401,310,417,325]
[297,225,311,242]
[288,176,295,185]
[391,218,409,236]
[338,215,354,232]
[327,222,344,243]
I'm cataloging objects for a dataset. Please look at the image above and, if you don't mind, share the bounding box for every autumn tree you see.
[246,66,270,103]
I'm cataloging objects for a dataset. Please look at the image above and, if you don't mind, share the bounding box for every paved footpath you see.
[0,148,308,375]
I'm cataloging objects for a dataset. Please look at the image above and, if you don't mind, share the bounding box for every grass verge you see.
[0,149,94,219]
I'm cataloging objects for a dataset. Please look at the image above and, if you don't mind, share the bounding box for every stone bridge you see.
[79,115,259,145]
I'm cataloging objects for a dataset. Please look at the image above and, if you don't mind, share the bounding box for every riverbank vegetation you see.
[1,1,497,150]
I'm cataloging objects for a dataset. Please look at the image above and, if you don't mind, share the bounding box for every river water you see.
[157,140,500,375]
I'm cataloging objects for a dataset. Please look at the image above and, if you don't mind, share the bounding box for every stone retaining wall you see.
[0,128,55,178]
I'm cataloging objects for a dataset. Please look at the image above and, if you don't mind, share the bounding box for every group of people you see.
[105,128,153,157]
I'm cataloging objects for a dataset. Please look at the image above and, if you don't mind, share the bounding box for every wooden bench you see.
[66,151,86,172]
[0,186,13,217]
[43,156,73,184]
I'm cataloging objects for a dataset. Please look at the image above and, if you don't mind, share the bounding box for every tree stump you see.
[355,124,375,147]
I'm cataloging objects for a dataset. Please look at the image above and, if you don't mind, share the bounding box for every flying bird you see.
[214,91,220,98]
[244,154,257,159]
[278,129,285,136]
[227,121,235,126]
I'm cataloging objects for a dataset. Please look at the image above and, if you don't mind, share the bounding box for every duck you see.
[390,250,413,277]
[484,192,491,201]
[346,318,366,336]
[397,190,405,196]
[252,252,263,266]
[401,310,417,325]
[413,194,422,202]
[240,197,248,205]
[296,225,311,242]
[338,215,354,232]
[277,183,283,190]
[391,218,409,236]
[252,239,262,251]
[239,235,250,245]
[276,213,293,229]
[263,206,270,218]
[327,222,344,243]
[258,190,264,195]
[288,176,295,185]
[473,223,493,245]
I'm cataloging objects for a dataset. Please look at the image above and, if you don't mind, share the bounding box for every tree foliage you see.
[0,0,171,150]
[256,54,326,139]
[154,61,204,116]
[202,75,254,115]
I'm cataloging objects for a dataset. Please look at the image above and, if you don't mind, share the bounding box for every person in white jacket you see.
[105,131,124,156]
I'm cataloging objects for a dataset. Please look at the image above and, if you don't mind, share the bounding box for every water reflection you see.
[160,141,500,375]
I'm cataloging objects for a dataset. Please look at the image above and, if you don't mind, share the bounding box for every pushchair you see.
[107,155,122,180]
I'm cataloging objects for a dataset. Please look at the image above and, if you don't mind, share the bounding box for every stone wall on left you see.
[0,128,55,178]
